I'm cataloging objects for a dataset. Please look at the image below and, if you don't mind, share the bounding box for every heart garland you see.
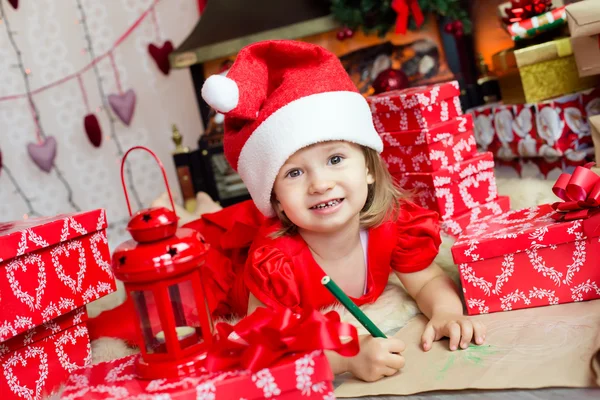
[27,137,57,173]
[8,0,18,10]
[148,40,174,75]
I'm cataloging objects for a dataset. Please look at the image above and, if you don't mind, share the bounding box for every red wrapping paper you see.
[382,130,477,173]
[441,195,511,237]
[380,114,473,146]
[0,308,90,399]
[395,152,498,220]
[468,89,598,162]
[451,205,600,315]
[368,80,460,114]
[58,351,334,400]
[0,210,115,343]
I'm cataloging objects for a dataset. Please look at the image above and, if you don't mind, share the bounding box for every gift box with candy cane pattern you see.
[0,209,115,398]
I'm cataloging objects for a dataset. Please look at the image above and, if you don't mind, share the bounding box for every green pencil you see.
[321,275,387,338]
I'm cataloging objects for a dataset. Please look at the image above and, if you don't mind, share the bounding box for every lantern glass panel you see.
[131,289,167,354]
[167,280,203,349]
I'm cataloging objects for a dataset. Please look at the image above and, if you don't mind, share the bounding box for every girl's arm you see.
[395,262,486,351]
[247,293,405,381]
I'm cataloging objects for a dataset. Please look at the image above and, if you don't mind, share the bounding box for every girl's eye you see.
[286,169,302,178]
[329,155,343,165]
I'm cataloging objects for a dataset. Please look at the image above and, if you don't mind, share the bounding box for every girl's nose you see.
[308,173,335,195]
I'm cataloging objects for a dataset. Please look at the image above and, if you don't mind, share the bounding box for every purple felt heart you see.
[28,136,57,173]
[108,89,136,126]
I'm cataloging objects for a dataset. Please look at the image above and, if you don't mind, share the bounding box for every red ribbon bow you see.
[551,162,600,237]
[204,307,359,373]
[392,0,424,35]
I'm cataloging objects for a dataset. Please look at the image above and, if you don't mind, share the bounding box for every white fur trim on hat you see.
[201,75,239,113]
[237,91,383,217]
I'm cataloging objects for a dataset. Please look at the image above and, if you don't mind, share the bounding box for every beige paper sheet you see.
[335,300,600,397]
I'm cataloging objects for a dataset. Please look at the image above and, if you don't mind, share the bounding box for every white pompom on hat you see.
[201,40,383,217]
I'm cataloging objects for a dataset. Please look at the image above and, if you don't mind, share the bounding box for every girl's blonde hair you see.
[270,145,408,237]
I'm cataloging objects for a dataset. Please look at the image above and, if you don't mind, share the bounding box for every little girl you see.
[190,40,486,382]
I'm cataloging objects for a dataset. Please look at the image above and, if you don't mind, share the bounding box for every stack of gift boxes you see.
[468,0,600,177]
[0,209,115,399]
[367,81,511,237]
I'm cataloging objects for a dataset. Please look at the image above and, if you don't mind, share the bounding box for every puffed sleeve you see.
[244,245,301,312]
[391,201,442,273]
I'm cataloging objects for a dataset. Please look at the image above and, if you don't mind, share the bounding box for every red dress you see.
[185,199,441,316]
[87,199,441,344]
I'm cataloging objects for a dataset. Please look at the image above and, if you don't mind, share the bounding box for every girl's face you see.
[272,141,374,234]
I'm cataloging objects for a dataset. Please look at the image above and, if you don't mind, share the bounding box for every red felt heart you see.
[84,114,102,148]
[148,41,174,75]
[27,136,57,173]
[8,0,18,10]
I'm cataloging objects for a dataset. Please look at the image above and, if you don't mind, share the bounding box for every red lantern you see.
[112,146,213,380]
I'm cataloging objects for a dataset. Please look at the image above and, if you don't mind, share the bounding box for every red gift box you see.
[0,209,115,343]
[58,351,334,399]
[369,81,462,133]
[380,114,473,147]
[396,152,498,220]
[382,130,477,173]
[1,308,90,399]
[441,195,511,237]
[451,205,600,315]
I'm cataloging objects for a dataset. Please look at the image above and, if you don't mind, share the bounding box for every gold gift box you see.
[492,37,599,104]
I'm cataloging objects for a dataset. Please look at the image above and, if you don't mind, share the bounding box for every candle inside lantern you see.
[155,326,197,343]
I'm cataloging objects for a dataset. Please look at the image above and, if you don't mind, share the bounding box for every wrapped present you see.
[380,114,473,146]
[441,195,511,237]
[506,6,568,41]
[451,164,600,315]
[60,351,332,400]
[0,308,90,399]
[396,152,498,221]
[0,209,115,342]
[59,307,359,399]
[382,131,477,174]
[468,89,597,161]
[368,81,462,132]
[567,1,600,77]
[492,38,599,104]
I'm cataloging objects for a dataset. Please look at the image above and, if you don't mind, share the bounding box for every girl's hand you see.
[421,312,486,352]
[348,335,406,382]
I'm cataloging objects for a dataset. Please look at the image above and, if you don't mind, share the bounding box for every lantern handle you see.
[120,146,176,217]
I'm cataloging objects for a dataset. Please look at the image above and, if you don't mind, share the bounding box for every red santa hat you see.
[201,40,383,217]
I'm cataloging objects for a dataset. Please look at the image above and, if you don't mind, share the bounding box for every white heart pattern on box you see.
[6,254,46,311]
[55,325,90,373]
[458,170,497,210]
[51,240,87,294]
[3,346,49,400]
[456,208,599,312]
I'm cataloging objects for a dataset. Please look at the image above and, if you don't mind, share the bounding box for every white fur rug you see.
[87,177,558,364]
